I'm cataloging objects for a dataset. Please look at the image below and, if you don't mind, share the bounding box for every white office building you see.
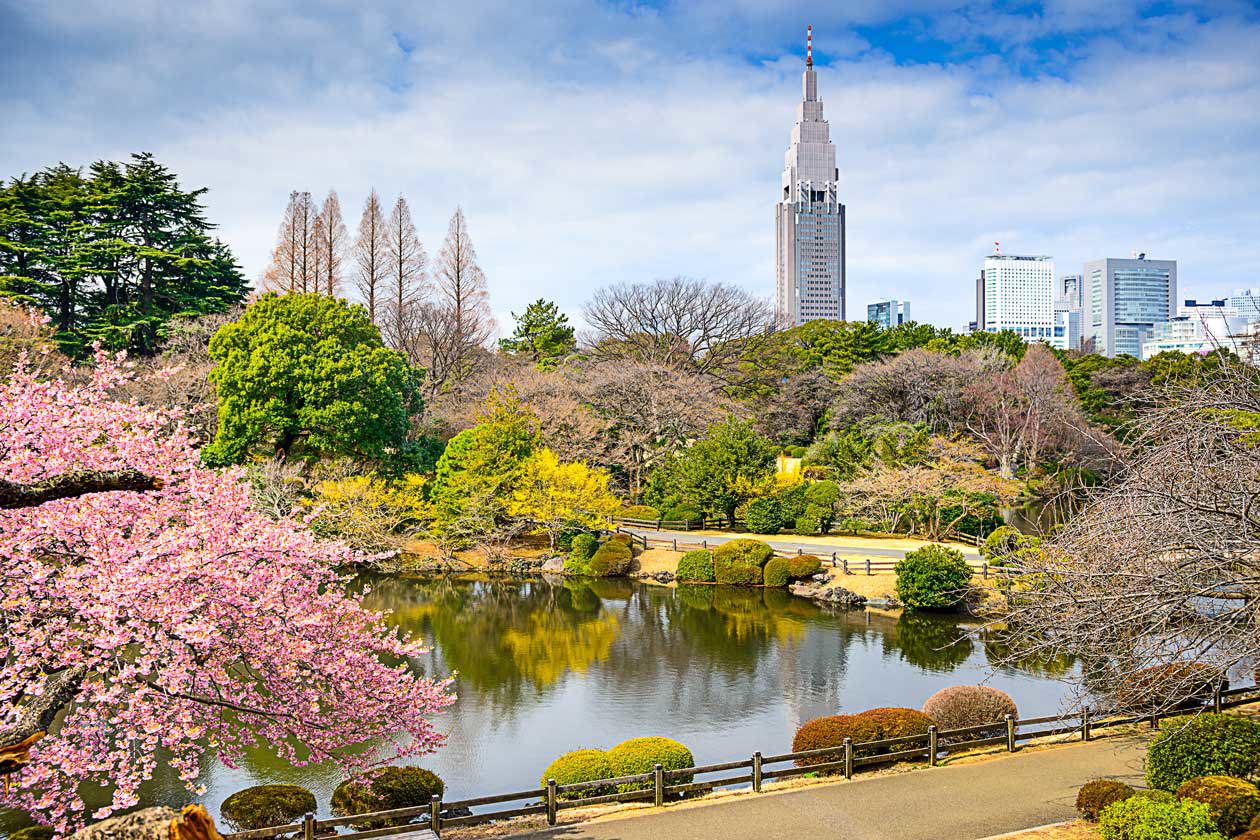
[1224,288,1260,324]
[1051,274,1083,351]
[1083,256,1177,357]
[775,26,846,325]
[979,254,1056,342]
[1141,297,1250,360]
[867,299,910,328]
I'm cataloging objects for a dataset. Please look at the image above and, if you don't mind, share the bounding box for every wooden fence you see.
[613,526,994,577]
[224,683,1260,840]
[610,516,986,547]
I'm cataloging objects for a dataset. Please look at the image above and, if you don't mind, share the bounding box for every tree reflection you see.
[883,612,975,671]
[981,625,1077,678]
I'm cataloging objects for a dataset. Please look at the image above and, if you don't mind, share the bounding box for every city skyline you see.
[2,2,1258,331]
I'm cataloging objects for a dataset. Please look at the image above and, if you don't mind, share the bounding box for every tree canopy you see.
[0,153,247,355]
[203,293,421,465]
[499,298,576,367]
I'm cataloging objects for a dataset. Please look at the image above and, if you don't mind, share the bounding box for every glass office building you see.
[1083,257,1177,357]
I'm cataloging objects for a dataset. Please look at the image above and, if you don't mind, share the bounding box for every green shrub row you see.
[741,481,842,536]
[540,738,695,800]
[219,768,444,832]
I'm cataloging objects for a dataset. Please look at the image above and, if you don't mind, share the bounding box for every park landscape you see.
[0,151,1258,840]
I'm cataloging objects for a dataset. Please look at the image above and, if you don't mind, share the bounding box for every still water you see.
[1,576,1076,834]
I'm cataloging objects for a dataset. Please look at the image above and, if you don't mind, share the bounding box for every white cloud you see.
[1,2,1258,329]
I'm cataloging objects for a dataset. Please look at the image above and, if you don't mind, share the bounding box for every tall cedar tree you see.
[428,206,492,392]
[384,195,427,346]
[354,189,389,323]
[314,189,348,296]
[0,153,246,355]
[262,190,318,294]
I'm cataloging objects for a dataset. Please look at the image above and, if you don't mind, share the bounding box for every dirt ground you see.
[986,821,1098,839]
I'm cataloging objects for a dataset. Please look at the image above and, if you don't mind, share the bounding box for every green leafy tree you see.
[203,293,420,464]
[498,298,576,367]
[0,153,247,355]
[649,418,776,527]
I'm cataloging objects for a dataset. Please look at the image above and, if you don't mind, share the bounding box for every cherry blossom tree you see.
[0,350,454,833]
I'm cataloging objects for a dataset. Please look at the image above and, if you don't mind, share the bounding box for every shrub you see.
[763,556,791,587]
[980,525,1027,564]
[787,555,822,579]
[540,749,615,800]
[745,497,784,534]
[221,784,317,832]
[661,503,703,525]
[609,532,634,546]
[588,539,633,576]
[894,544,972,610]
[1077,780,1136,821]
[859,707,937,743]
[331,768,444,829]
[791,715,880,770]
[1115,663,1225,711]
[793,505,827,535]
[606,737,694,792]
[921,685,1018,740]
[675,549,715,583]
[620,504,659,520]
[1098,795,1224,840]
[1145,714,1260,791]
[712,539,774,586]
[566,533,599,574]
[1176,775,1260,835]
[9,828,55,840]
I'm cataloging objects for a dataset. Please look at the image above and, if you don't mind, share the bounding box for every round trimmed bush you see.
[540,749,615,800]
[921,685,1018,740]
[661,504,703,525]
[762,556,791,588]
[331,767,444,829]
[787,555,822,579]
[745,497,784,534]
[221,784,317,832]
[1077,780,1136,821]
[1176,775,1260,835]
[1098,794,1224,840]
[980,526,1028,565]
[589,540,633,577]
[894,544,972,610]
[1115,663,1225,711]
[620,504,659,520]
[1145,713,1260,791]
[712,539,774,586]
[858,707,937,743]
[606,737,694,792]
[675,549,715,583]
[791,715,881,770]
[566,533,600,574]
[9,827,55,840]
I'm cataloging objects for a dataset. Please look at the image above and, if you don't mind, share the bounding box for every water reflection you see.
[0,577,1075,837]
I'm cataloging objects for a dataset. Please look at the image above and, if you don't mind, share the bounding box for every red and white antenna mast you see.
[995,241,1001,254]
[806,24,813,67]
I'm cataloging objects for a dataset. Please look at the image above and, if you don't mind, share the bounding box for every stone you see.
[72,808,180,840]
[541,556,565,573]
[789,580,867,607]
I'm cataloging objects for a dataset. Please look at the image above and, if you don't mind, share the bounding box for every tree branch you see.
[0,666,86,772]
[0,470,163,509]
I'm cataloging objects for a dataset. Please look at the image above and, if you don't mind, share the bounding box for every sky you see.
[2,0,1259,332]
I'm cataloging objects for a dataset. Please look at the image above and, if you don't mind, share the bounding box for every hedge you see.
[620,504,659,520]
[921,685,1017,741]
[661,503,703,524]
[606,737,694,792]
[566,533,599,574]
[1176,775,1260,836]
[762,556,791,587]
[675,549,715,583]
[1145,713,1260,791]
[744,497,783,534]
[220,784,317,832]
[859,707,936,743]
[1077,780,1136,821]
[331,767,445,829]
[589,540,633,577]
[894,544,972,610]
[1098,795,1224,840]
[712,539,774,586]
[791,715,880,770]
[787,555,821,579]
[540,749,615,800]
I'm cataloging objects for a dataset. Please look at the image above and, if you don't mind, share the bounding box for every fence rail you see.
[613,526,993,577]
[225,683,1260,840]
[610,516,985,546]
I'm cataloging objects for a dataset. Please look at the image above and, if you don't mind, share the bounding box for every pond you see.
[0,576,1077,836]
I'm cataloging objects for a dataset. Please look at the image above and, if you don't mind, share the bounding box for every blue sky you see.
[2,0,1259,330]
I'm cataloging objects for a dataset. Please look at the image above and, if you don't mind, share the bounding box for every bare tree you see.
[261,191,317,293]
[996,362,1260,713]
[383,195,427,345]
[353,189,389,324]
[314,189,348,296]
[582,277,774,381]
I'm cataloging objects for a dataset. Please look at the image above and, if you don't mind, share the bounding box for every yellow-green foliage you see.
[589,539,633,576]
[331,767,444,829]
[1176,775,1260,836]
[509,448,620,542]
[220,784,317,832]
[305,474,428,552]
[606,737,695,792]
[712,539,774,586]
[763,556,791,587]
[787,555,822,579]
[676,550,715,583]
[540,749,615,800]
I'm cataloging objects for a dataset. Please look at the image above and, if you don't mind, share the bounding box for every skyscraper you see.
[979,253,1056,341]
[1083,256,1177,357]
[867,299,910,328]
[775,25,846,326]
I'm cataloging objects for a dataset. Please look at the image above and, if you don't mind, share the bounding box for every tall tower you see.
[775,25,846,326]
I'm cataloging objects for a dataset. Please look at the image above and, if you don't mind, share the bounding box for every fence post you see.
[1082,706,1091,742]
[831,551,837,567]
[1149,710,1159,730]
[843,737,854,779]
[982,562,988,579]
[797,547,802,556]
[1214,683,1224,713]
[302,813,314,840]
[546,778,557,826]
[843,556,849,574]
[656,518,662,531]
[752,751,763,792]
[653,763,664,807]
[702,539,707,549]
[1005,714,1016,752]
[928,725,938,767]
[865,558,871,576]
[430,793,442,835]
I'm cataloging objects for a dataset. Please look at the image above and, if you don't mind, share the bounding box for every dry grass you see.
[677,529,981,557]
[982,821,1098,840]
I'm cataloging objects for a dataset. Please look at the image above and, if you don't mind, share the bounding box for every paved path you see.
[619,527,982,562]
[507,736,1147,840]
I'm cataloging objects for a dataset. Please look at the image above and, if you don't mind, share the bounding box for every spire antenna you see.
[806,24,813,67]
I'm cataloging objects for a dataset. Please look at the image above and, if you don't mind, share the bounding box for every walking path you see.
[618,527,982,562]
[506,736,1147,840]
